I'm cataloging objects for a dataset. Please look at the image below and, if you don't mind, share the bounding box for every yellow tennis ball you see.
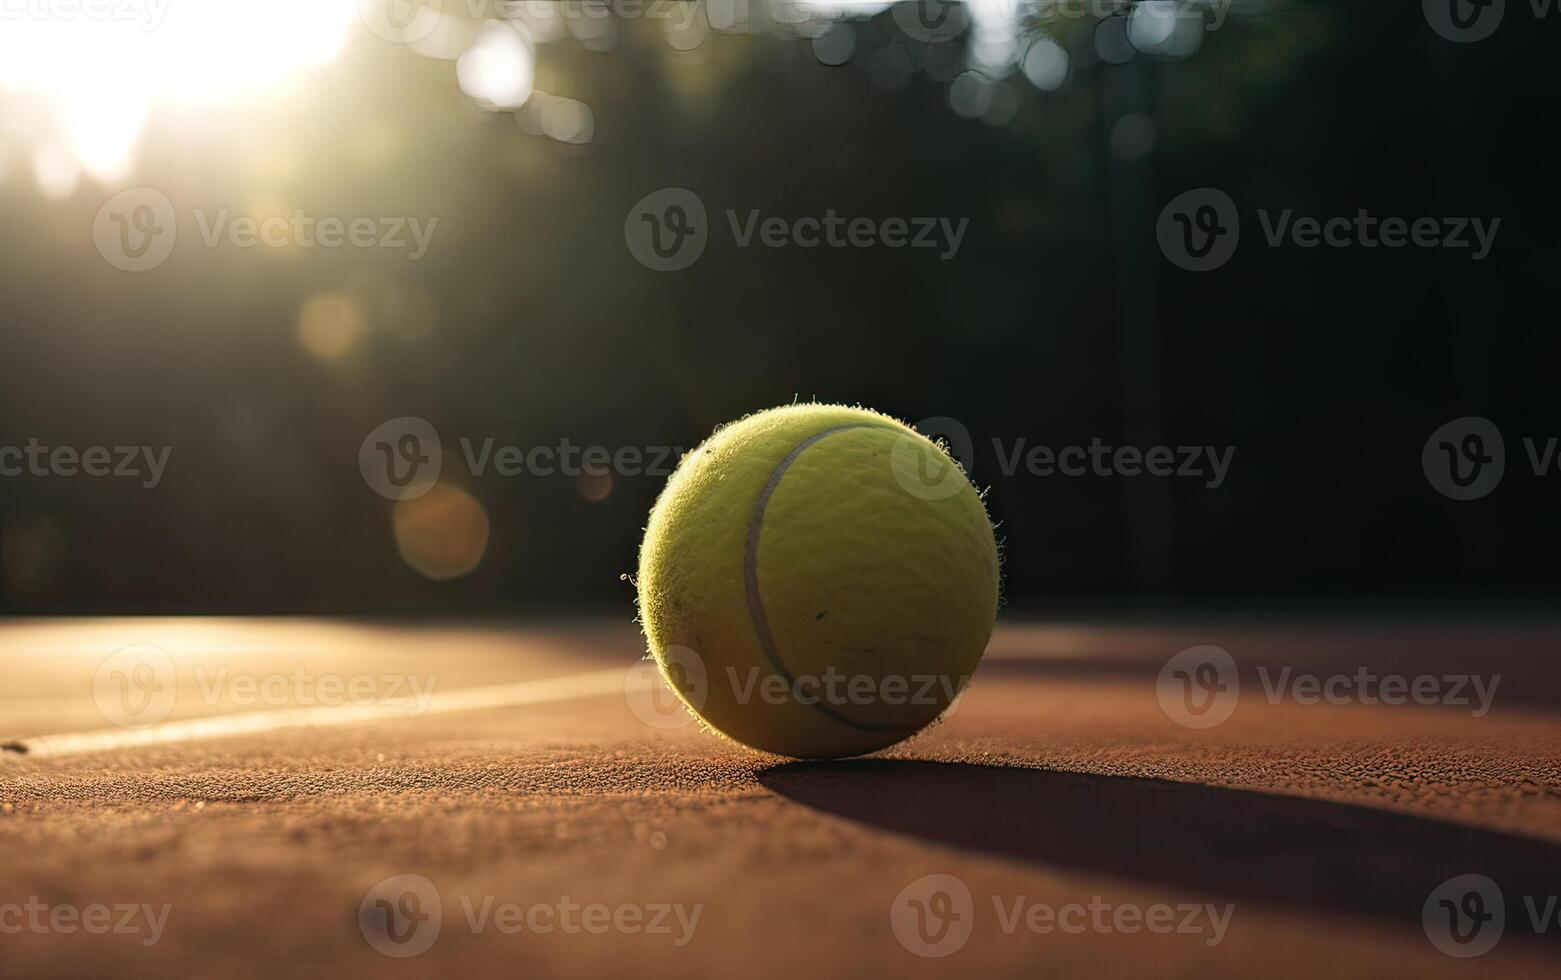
[636,404,1000,759]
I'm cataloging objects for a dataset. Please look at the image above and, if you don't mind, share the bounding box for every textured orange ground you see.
[1,618,1558,978]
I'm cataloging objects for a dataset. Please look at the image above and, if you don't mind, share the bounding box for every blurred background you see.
[0,0,1554,615]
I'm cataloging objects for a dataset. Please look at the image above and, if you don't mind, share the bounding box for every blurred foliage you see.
[0,1,1557,611]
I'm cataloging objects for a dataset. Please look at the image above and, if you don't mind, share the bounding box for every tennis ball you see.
[636,404,999,759]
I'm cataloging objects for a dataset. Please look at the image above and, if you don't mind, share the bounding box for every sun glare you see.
[0,0,359,181]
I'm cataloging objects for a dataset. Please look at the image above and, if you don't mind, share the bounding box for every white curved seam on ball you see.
[742,422,919,735]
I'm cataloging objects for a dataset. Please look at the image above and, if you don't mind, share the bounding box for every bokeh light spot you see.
[949,72,994,120]
[812,24,856,67]
[576,470,614,503]
[542,97,596,145]
[1110,112,1157,160]
[392,482,491,581]
[32,142,81,199]
[1022,37,1069,92]
[457,22,535,111]
[297,291,368,361]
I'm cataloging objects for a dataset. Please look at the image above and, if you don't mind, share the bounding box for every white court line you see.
[2,668,629,761]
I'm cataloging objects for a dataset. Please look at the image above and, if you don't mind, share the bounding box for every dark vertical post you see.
[1103,55,1172,596]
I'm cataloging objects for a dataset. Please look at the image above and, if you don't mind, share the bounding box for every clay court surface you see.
[2,617,1558,977]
